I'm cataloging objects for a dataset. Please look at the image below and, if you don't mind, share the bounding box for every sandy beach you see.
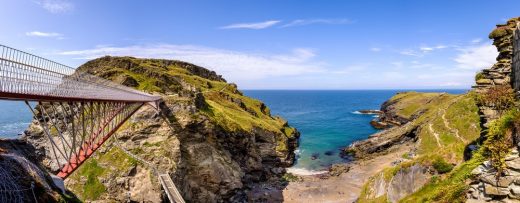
[282,143,412,203]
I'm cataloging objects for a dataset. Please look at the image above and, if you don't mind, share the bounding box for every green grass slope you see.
[357,92,482,203]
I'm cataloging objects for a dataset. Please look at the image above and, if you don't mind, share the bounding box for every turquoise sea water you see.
[0,101,32,139]
[243,90,467,173]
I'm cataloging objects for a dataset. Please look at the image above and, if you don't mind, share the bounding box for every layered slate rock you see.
[474,17,520,126]
[468,149,520,201]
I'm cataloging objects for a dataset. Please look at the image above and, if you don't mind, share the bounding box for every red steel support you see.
[57,103,144,178]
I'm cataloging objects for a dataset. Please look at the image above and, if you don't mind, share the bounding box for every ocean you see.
[0,101,33,139]
[243,90,467,174]
[0,90,467,174]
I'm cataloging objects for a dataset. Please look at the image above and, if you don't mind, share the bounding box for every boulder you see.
[329,164,350,176]
[476,78,493,85]
[507,159,520,170]
[485,183,509,196]
[370,120,390,129]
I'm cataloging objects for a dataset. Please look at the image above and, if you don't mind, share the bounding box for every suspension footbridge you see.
[0,45,183,202]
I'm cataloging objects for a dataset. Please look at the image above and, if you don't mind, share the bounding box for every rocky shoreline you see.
[280,93,424,202]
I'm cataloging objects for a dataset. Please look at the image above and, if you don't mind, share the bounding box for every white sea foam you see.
[373,115,380,118]
[352,110,380,115]
[287,167,327,175]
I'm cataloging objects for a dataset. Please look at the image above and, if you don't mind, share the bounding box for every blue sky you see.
[1,0,518,89]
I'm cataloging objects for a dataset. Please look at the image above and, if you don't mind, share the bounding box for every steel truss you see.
[0,44,161,179]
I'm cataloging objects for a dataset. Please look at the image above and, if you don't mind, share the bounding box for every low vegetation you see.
[488,27,511,39]
[401,150,485,202]
[67,146,138,201]
[358,91,482,202]
[484,109,518,176]
[80,56,297,150]
[475,72,485,81]
[281,173,301,182]
[432,157,454,174]
[475,85,516,115]
[403,85,520,201]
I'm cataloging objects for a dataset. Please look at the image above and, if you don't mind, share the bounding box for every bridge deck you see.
[0,45,161,102]
[159,174,185,203]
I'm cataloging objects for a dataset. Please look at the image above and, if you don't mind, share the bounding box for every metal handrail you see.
[0,45,161,102]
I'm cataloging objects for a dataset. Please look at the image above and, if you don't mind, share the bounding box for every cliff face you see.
[24,56,299,202]
[465,17,520,202]
[352,92,482,202]
[355,17,520,203]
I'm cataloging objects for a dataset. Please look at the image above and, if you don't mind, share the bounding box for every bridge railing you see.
[0,45,161,102]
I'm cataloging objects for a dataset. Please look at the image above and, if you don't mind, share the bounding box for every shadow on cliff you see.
[0,139,81,203]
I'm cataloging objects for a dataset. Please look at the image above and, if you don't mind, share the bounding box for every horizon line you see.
[240,88,471,91]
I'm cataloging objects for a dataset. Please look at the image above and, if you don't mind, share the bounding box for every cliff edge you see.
[24,56,300,202]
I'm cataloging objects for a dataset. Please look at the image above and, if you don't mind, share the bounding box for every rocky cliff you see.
[0,139,78,202]
[24,56,299,202]
[475,17,520,127]
[351,91,482,202]
[350,17,520,203]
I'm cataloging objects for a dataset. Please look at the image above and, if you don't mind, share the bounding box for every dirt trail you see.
[440,109,466,143]
[282,144,411,203]
[428,123,442,147]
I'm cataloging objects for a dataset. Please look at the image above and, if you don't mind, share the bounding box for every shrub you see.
[484,109,519,176]
[475,72,485,81]
[477,85,516,115]
[489,27,510,39]
[433,158,454,174]
[281,173,300,182]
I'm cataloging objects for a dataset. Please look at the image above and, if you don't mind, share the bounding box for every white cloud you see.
[420,47,434,52]
[471,38,482,44]
[58,44,324,81]
[399,50,423,57]
[36,0,74,13]
[281,18,354,28]
[419,45,448,53]
[454,44,497,70]
[400,44,452,57]
[370,47,381,52]
[220,20,281,29]
[26,31,64,39]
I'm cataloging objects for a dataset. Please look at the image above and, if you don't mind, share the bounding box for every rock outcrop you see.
[474,17,520,126]
[342,92,460,160]
[468,149,520,202]
[361,164,431,203]
[24,56,300,202]
[354,92,482,202]
[465,17,520,203]
[0,139,75,202]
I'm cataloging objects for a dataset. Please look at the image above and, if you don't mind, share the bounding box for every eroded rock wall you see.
[475,18,520,126]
